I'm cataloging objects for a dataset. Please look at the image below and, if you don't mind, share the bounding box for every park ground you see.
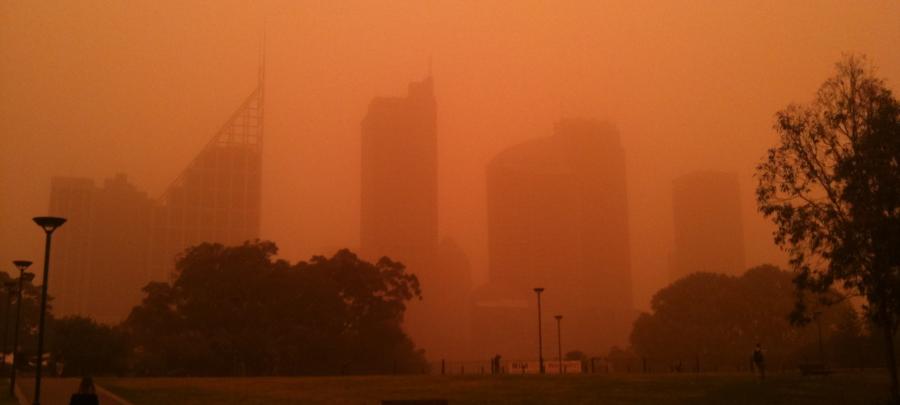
[0,381,14,405]
[73,371,896,405]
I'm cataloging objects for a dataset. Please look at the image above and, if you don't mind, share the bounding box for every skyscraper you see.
[360,76,471,359]
[48,177,95,318]
[473,118,633,357]
[360,75,438,271]
[49,68,264,323]
[149,74,264,280]
[669,171,745,280]
[50,174,155,323]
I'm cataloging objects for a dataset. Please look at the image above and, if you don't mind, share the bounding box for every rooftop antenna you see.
[258,18,267,97]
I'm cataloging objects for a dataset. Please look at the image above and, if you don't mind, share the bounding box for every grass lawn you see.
[97,371,895,405]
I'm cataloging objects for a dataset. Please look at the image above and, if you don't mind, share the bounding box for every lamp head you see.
[12,261,32,272]
[533,287,544,293]
[33,216,67,233]
[555,315,563,321]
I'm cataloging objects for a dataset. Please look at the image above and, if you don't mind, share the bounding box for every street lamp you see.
[1,281,17,374]
[31,216,65,405]
[533,287,545,374]
[10,260,32,397]
[555,315,563,375]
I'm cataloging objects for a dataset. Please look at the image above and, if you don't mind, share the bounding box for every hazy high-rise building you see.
[473,118,633,358]
[360,75,438,271]
[149,76,264,279]
[48,177,95,318]
[669,171,745,280]
[49,69,264,324]
[50,174,154,323]
[360,76,471,359]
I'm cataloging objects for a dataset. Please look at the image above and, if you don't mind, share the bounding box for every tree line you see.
[32,241,428,376]
[628,265,887,372]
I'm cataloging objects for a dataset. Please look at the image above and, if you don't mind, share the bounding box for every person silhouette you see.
[69,376,99,405]
[493,354,502,375]
[752,343,766,380]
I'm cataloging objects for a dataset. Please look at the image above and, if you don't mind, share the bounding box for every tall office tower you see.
[150,75,264,279]
[48,177,95,318]
[360,76,471,359]
[49,174,155,323]
[48,68,264,324]
[473,118,634,358]
[360,75,438,271]
[669,171,745,280]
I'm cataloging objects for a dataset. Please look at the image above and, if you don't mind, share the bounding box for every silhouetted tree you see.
[0,271,46,371]
[49,316,128,376]
[121,241,426,376]
[630,265,850,371]
[756,54,900,401]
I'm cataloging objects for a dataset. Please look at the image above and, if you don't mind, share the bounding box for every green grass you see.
[98,371,893,405]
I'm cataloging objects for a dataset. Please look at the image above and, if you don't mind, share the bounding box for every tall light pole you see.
[533,287,545,374]
[32,216,65,405]
[10,261,32,397]
[554,315,563,374]
[1,281,17,374]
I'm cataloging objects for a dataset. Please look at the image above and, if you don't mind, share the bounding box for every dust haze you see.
[2,1,899,357]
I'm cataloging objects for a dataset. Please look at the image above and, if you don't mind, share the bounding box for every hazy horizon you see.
[3,1,899,314]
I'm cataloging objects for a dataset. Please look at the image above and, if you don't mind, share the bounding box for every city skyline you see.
[3,2,898,318]
[1,3,899,402]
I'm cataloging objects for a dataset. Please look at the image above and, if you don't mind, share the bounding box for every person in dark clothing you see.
[752,343,766,380]
[69,376,99,405]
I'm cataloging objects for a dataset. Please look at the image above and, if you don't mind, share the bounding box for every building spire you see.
[258,18,267,97]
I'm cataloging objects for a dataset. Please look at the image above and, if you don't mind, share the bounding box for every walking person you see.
[70,376,99,405]
[751,343,766,381]
[492,354,502,375]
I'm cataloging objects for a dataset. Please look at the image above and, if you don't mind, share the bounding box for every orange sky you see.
[2,1,899,310]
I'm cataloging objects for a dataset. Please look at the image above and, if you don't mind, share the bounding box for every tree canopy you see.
[49,316,128,376]
[121,241,427,376]
[756,54,900,399]
[0,270,46,370]
[630,265,855,371]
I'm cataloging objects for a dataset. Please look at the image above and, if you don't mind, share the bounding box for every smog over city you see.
[1,2,899,403]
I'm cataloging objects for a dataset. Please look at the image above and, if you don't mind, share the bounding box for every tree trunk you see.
[883,316,899,404]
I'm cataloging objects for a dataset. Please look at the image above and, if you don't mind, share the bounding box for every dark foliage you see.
[120,240,427,376]
[630,265,862,371]
[0,271,46,370]
[756,54,900,399]
[49,316,128,376]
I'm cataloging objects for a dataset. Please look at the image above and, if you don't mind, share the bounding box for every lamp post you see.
[533,287,545,374]
[10,260,32,397]
[1,281,17,374]
[32,216,65,405]
[554,315,563,375]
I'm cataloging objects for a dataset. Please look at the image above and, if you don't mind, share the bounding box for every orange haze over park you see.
[2,1,899,324]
